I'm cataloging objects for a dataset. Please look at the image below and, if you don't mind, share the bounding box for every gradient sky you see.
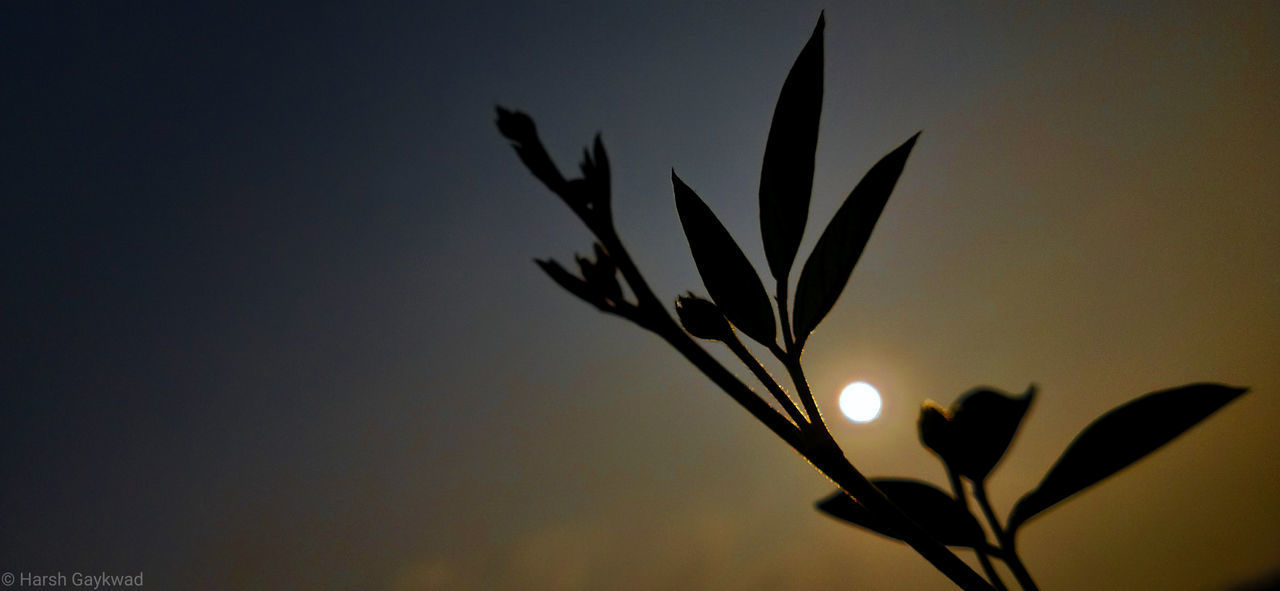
[4,2,1278,590]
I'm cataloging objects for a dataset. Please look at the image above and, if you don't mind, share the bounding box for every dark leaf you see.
[817,478,985,548]
[1007,383,1247,533]
[672,171,776,346]
[792,133,918,346]
[920,385,1036,482]
[759,13,824,282]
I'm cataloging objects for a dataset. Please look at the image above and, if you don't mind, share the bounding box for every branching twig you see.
[975,481,1038,591]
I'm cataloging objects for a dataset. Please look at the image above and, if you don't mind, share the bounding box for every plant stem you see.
[775,345,991,590]
[973,481,1038,591]
[776,279,796,353]
[724,334,809,428]
[781,353,827,436]
[591,227,992,590]
[947,470,1008,591]
[648,301,990,589]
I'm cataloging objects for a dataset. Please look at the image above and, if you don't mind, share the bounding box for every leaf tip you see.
[904,131,921,153]
[671,169,693,197]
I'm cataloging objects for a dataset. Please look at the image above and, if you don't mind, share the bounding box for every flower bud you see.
[918,385,1036,482]
[918,400,954,460]
[495,106,537,143]
[675,293,731,341]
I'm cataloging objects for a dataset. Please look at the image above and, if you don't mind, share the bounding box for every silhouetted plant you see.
[496,13,1246,591]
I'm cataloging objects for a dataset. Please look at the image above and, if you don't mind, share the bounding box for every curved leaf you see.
[1007,383,1247,533]
[760,13,824,282]
[817,478,985,548]
[672,171,776,346]
[792,133,918,346]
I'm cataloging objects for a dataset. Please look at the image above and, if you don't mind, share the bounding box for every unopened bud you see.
[918,386,1036,482]
[918,400,955,462]
[675,293,731,341]
[495,106,536,143]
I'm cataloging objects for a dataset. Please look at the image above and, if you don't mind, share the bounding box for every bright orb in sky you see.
[839,382,882,423]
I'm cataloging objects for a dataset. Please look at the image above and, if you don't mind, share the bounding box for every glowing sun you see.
[839,381,882,423]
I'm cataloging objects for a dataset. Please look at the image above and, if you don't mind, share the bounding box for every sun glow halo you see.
[839,381,882,423]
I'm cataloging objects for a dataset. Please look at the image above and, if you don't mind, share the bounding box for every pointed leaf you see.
[792,133,918,345]
[760,13,824,282]
[1007,383,1247,533]
[673,171,776,345]
[817,478,985,548]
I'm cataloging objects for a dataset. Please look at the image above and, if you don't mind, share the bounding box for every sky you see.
[3,2,1278,589]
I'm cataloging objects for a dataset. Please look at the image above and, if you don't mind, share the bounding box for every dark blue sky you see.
[4,2,1278,589]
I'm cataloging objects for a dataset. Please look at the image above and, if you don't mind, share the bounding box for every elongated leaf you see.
[817,478,985,548]
[1007,383,1247,533]
[760,13,824,282]
[673,171,776,345]
[792,133,918,345]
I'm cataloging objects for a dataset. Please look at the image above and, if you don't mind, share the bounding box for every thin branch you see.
[947,469,1008,591]
[601,227,805,448]
[776,278,796,353]
[724,332,809,428]
[506,116,993,590]
[602,217,991,589]
[974,481,1039,591]
[781,353,829,441]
